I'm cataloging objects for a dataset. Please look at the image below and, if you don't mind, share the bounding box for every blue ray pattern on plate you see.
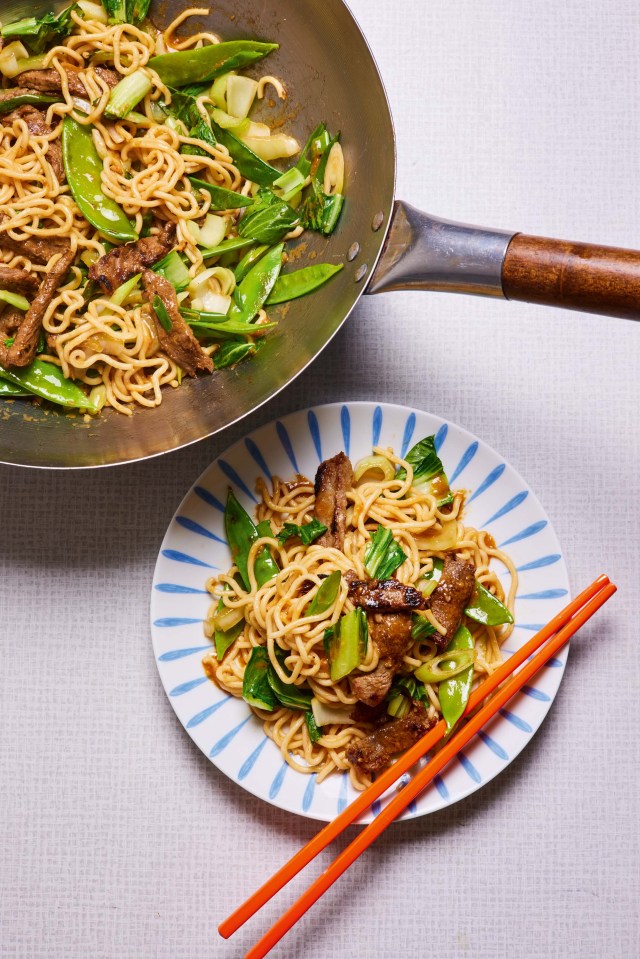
[479,731,509,761]
[302,774,317,813]
[194,486,225,512]
[155,583,209,595]
[371,798,381,817]
[210,716,251,758]
[176,516,226,545]
[499,519,547,547]
[245,438,271,480]
[154,617,202,627]
[466,463,505,504]
[158,645,211,661]
[269,762,288,800]
[483,490,528,526]
[161,549,215,569]
[341,405,350,454]
[337,772,349,813]
[517,589,568,600]
[434,422,447,452]
[522,685,551,702]
[219,458,257,503]
[517,623,545,631]
[449,441,478,485]
[238,737,268,780]
[308,410,321,461]
[372,405,383,446]
[277,420,298,472]
[499,709,533,733]
[169,677,208,696]
[517,554,561,572]
[434,775,449,800]
[458,752,482,783]
[187,698,229,729]
[400,412,416,457]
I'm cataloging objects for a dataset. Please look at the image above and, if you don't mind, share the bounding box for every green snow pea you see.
[266,263,343,305]
[200,237,254,260]
[464,582,514,627]
[0,358,97,411]
[62,117,137,244]
[188,176,253,211]
[150,40,278,88]
[207,111,280,186]
[0,92,57,115]
[223,489,279,589]
[234,245,269,284]
[231,243,283,322]
[185,315,276,340]
[307,569,341,616]
[214,340,256,368]
[0,379,29,396]
[438,625,475,733]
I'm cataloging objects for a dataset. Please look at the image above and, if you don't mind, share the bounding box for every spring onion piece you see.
[327,607,368,682]
[305,710,322,743]
[439,626,474,732]
[226,74,258,119]
[353,453,396,485]
[397,433,453,507]
[152,294,172,331]
[416,558,444,598]
[385,675,430,719]
[213,603,244,634]
[153,251,190,292]
[150,41,279,88]
[238,190,298,245]
[0,359,98,411]
[213,602,243,660]
[364,525,407,580]
[464,582,514,626]
[188,176,253,210]
[411,612,437,641]
[310,697,353,728]
[0,290,29,311]
[242,647,277,711]
[274,123,326,188]
[273,167,306,196]
[0,41,29,78]
[109,273,141,306]
[105,70,152,119]
[307,569,341,617]
[414,647,476,684]
[1,5,77,54]
[276,519,327,546]
[266,263,343,305]
[323,142,344,195]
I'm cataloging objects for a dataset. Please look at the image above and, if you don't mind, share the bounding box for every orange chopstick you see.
[219,573,610,940]
[243,578,616,959]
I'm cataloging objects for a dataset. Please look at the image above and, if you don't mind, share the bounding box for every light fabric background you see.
[1,1,639,957]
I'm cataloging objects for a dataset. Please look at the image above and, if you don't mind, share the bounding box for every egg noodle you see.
[0,7,289,413]
[203,446,518,791]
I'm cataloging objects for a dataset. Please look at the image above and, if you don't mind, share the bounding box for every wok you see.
[1,0,639,468]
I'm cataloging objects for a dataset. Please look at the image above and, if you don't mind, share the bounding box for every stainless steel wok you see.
[2,0,639,469]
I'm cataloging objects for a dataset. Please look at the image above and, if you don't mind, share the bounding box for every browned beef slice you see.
[142,270,213,377]
[3,106,64,182]
[348,577,426,613]
[349,611,413,707]
[89,223,177,293]
[428,554,476,650]
[0,215,71,266]
[1,247,74,368]
[0,306,24,338]
[0,265,39,297]
[313,452,353,549]
[346,701,435,774]
[18,66,119,98]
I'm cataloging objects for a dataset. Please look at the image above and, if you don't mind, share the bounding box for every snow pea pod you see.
[62,117,137,244]
[0,92,57,114]
[208,112,279,186]
[307,569,341,616]
[0,379,29,396]
[224,490,278,589]
[235,245,269,284]
[465,582,514,626]
[439,625,474,733]
[0,358,97,411]
[200,237,254,260]
[254,520,279,589]
[150,41,278,88]
[214,340,256,368]
[266,263,343,305]
[188,176,252,210]
[231,243,283,322]
[188,319,276,340]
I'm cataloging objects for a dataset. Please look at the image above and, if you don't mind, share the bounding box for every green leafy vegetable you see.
[364,525,407,580]
[152,294,172,331]
[327,608,368,681]
[416,558,444,598]
[276,519,327,546]
[1,5,77,55]
[127,0,152,26]
[305,710,321,743]
[214,340,256,368]
[397,434,452,507]
[299,133,345,236]
[267,651,313,710]
[0,92,57,115]
[242,647,278,711]
[385,674,430,718]
[238,190,299,245]
[411,613,437,641]
[153,251,190,292]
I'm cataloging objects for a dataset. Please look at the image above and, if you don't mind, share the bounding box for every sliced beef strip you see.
[18,66,119,98]
[313,452,353,549]
[428,554,476,651]
[89,223,177,293]
[347,576,426,613]
[0,215,71,266]
[0,246,74,368]
[3,106,64,182]
[350,611,413,707]
[142,270,213,377]
[346,700,435,775]
[0,265,39,297]
[0,306,24,339]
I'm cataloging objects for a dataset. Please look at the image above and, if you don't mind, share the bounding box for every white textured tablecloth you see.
[1,2,639,957]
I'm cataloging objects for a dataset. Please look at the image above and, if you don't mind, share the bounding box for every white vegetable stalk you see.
[77,1,109,23]
[310,698,353,728]
[0,41,29,79]
[323,142,344,195]
[242,134,299,161]
[104,70,153,120]
[226,74,258,120]
[198,214,228,249]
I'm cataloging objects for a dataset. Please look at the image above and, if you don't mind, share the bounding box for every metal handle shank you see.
[367,201,514,297]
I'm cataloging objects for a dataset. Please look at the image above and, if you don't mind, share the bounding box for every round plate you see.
[150,402,570,822]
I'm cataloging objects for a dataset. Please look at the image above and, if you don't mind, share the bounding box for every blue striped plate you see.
[150,402,570,822]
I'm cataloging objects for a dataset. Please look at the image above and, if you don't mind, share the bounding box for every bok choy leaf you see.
[276,519,327,546]
[1,5,78,54]
[364,525,407,580]
[397,434,453,507]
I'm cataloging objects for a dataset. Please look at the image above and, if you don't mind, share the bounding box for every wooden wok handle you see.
[502,233,640,319]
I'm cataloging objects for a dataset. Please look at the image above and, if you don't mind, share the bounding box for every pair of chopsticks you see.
[219,574,616,958]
